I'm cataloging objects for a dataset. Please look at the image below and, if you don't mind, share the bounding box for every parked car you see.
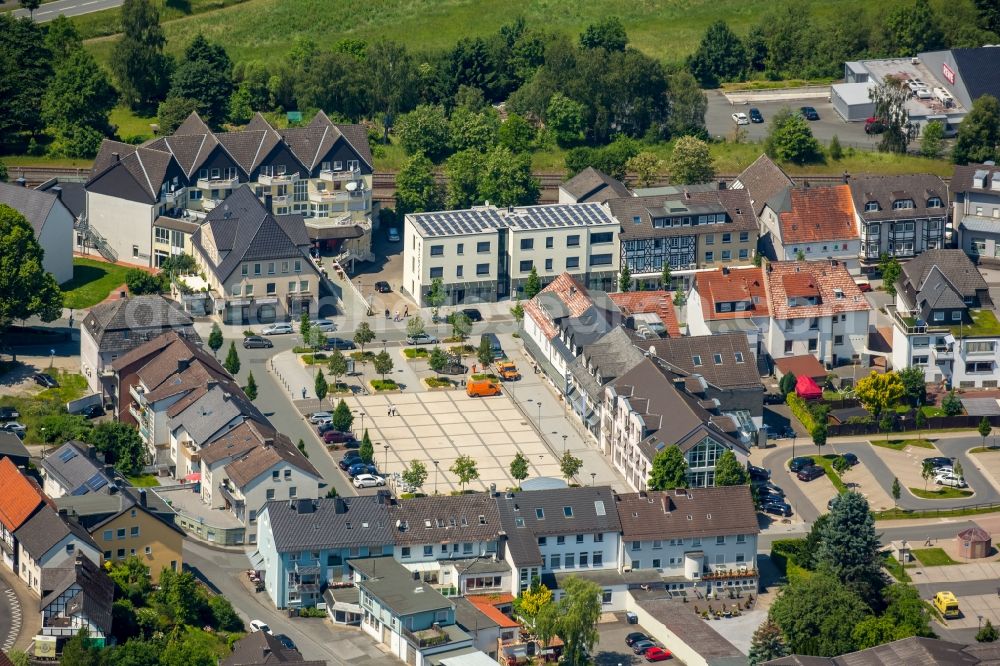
[732,112,749,125]
[935,472,967,488]
[243,335,274,349]
[759,490,786,505]
[317,422,336,434]
[763,393,785,405]
[276,635,296,651]
[633,640,658,655]
[747,464,770,481]
[761,501,793,517]
[34,373,59,388]
[386,228,400,242]
[348,462,378,478]
[308,411,332,424]
[1,422,26,438]
[625,632,649,647]
[262,323,293,335]
[374,281,391,293]
[461,308,483,322]
[856,282,873,293]
[406,333,438,345]
[749,107,764,123]
[353,474,386,488]
[797,465,825,482]
[323,430,356,444]
[309,319,336,332]
[0,406,20,421]
[339,454,363,470]
[864,117,886,134]
[756,481,784,497]
[322,337,356,351]
[645,647,673,662]
[841,452,859,466]
[924,457,953,469]
[81,404,104,419]
[799,106,820,120]
[249,620,272,634]
[789,456,814,472]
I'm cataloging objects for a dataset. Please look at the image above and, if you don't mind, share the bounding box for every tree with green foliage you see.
[7,650,29,666]
[955,459,965,481]
[510,299,524,326]
[227,83,254,125]
[921,121,944,159]
[979,416,993,448]
[61,628,102,666]
[397,104,450,160]
[107,557,152,606]
[748,619,789,666]
[45,15,82,59]
[818,491,885,602]
[428,346,449,378]
[297,438,308,458]
[869,77,915,154]
[450,312,471,341]
[0,15,53,144]
[833,455,850,475]
[401,459,427,493]
[546,92,585,147]
[0,205,63,347]
[244,371,257,401]
[921,459,936,491]
[879,412,894,441]
[314,369,328,407]
[765,109,821,164]
[618,265,632,292]
[829,135,843,161]
[87,421,146,475]
[498,113,535,153]
[510,452,529,485]
[953,95,1000,165]
[332,398,353,433]
[450,454,480,491]
[648,446,688,490]
[42,47,116,159]
[353,321,375,356]
[0,160,7,183]
[523,267,542,299]
[855,371,905,419]
[373,349,394,381]
[669,136,715,184]
[891,477,901,505]
[449,107,500,153]
[797,513,830,570]
[513,580,551,627]
[714,450,750,486]
[207,323,223,356]
[881,0,945,57]
[208,594,243,632]
[942,389,963,416]
[307,323,326,351]
[666,70,708,139]
[579,16,627,51]
[559,451,583,481]
[478,145,539,206]
[327,349,348,389]
[537,576,602,665]
[154,568,206,625]
[125,269,163,295]
[359,429,374,463]
[853,584,933,648]
[769,575,870,656]
[687,20,748,87]
[299,311,311,342]
[156,96,200,134]
[897,366,927,406]
[111,0,171,112]
[406,315,426,340]
[444,149,483,209]
[21,0,41,18]
[626,152,663,188]
[223,341,240,375]
[396,152,443,215]
[978,619,999,643]
[426,278,446,322]
[779,371,797,396]
[811,420,827,455]
[477,336,494,371]
[879,253,903,296]
[915,407,928,438]
[168,34,233,128]
[660,262,672,291]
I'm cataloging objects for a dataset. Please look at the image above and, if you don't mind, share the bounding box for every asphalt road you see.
[12,0,123,20]
[757,519,985,550]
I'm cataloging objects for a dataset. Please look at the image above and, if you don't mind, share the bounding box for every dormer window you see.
[927,197,942,207]
[892,199,914,210]
[713,353,723,364]
[865,201,879,212]
[692,355,702,366]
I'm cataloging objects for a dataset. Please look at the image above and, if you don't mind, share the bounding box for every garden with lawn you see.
[61,258,132,309]
[0,370,90,445]
[909,486,975,500]
[911,548,960,566]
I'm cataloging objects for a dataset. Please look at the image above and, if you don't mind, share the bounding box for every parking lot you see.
[349,226,413,316]
[593,616,684,666]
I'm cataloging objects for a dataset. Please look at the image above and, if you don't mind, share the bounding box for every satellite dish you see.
[346,181,358,192]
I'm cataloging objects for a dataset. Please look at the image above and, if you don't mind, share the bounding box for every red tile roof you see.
[765,260,870,320]
[608,291,682,337]
[523,273,593,340]
[0,457,44,533]
[695,267,769,321]
[777,185,859,244]
[466,594,521,629]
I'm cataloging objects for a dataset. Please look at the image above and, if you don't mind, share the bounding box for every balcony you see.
[933,344,954,359]
[403,625,451,649]
[128,403,142,423]
[271,194,290,206]
[309,190,350,204]
[129,384,145,403]
[702,567,757,581]
[258,172,298,186]
[163,189,183,205]
[319,169,361,183]
[202,198,223,212]
[196,176,239,190]
[218,482,244,508]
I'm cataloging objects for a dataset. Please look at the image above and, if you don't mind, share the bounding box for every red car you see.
[323,430,355,444]
[856,282,873,293]
[645,647,672,662]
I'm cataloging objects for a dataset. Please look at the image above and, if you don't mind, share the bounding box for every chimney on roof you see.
[15,177,26,187]
[58,508,68,518]
[722,266,730,276]
[140,489,147,506]
[672,377,686,393]
[112,152,120,162]
[334,498,347,514]
[104,464,115,478]
[87,445,97,460]
[661,494,674,514]
[120,290,127,299]
[684,190,691,200]
[263,437,274,448]
[803,180,810,188]
[177,358,190,373]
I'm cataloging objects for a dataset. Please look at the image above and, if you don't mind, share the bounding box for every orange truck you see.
[494,359,520,381]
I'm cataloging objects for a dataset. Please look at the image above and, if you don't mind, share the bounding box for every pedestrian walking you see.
[403,305,409,317]
[302,387,307,399]
[394,310,400,321]
[388,405,392,416]
[385,308,390,319]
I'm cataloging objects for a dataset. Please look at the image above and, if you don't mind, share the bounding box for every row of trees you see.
[396,448,583,495]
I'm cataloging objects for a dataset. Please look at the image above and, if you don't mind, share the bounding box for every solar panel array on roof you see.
[86,473,108,492]
[410,203,615,237]
[59,449,78,463]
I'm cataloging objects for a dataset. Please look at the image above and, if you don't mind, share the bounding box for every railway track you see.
[6,165,90,187]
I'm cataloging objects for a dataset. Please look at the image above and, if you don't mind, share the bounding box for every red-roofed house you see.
[0,457,46,572]
[608,291,681,338]
[689,266,771,356]
[763,260,871,367]
[759,185,861,273]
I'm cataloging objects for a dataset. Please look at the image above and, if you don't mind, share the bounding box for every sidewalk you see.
[0,564,38,652]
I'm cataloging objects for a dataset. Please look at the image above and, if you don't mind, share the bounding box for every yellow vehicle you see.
[933,591,960,618]
[494,359,521,381]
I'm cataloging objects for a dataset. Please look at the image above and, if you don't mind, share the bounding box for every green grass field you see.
[61,258,132,309]
[911,548,960,566]
[909,486,975,500]
[871,438,937,451]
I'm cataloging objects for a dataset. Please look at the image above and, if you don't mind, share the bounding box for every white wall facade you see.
[619,533,757,580]
[765,310,869,366]
[536,530,620,575]
[85,192,156,266]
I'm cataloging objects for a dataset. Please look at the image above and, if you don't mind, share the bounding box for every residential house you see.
[388,494,505,594]
[762,260,871,366]
[222,630,326,666]
[607,187,757,289]
[37,178,86,230]
[403,203,620,305]
[0,457,46,573]
[40,441,116,499]
[14,504,100,595]
[603,358,749,491]
[687,266,771,360]
[609,291,682,339]
[454,595,516,661]
[495,486,622,601]
[351,556,474,666]
[766,636,1000,665]
[889,249,998,387]
[39,554,115,645]
[84,111,374,267]
[730,154,795,221]
[558,167,631,205]
[522,273,623,393]
[849,174,948,269]
[255,496,395,609]
[55,486,184,583]
[0,431,30,468]
[188,185,322,324]
[758,184,861,272]
[0,181,74,283]
[953,163,1000,262]
[198,420,270,506]
[615,487,759,597]
[81,294,197,399]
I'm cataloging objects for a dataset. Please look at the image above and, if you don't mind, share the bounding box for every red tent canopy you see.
[795,375,822,400]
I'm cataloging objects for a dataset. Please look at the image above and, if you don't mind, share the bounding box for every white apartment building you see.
[403,203,620,305]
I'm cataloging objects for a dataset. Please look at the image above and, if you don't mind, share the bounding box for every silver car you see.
[309,319,336,332]
[262,323,293,335]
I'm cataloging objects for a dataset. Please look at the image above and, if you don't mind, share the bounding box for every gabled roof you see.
[199,420,272,466]
[193,186,315,284]
[37,178,86,219]
[85,296,196,357]
[609,291,682,338]
[694,266,770,321]
[351,557,453,617]
[523,273,598,340]
[0,457,44,532]
[764,260,870,320]
[216,127,286,175]
[174,111,213,136]
[951,162,1000,194]
[766,636,989,665]
[950,48,1000,105]
[647,332,761,390]
[262,496,394,553]
[915,267,966,311]
[0,431,30,462]
[14,503,97,560]
[168,384,266,446]
[224,435,320,489]
[388,493,501,545]
[40,555,115,636]
[223,630,326,666]
[608,189,756,241]
[732,154,794,216]
[899,249,987,299]
[560,167,631,203]
[0,181,64,235]
[569,327,646,401]
[88,140,178,204]
[769,185,858,244]
[495,486,621,538]
[848,174,948,221]
[615,487,759,540]
[159,132,221,179]
[55,486,182,535]
[40,441,114,497]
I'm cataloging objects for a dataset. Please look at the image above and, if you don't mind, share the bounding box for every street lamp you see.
[433,460,440,495]
[354,409,366,439]
[792,434,797,460]
[383,444,390,472]
[591,472,596,486]
[562,434,568,454]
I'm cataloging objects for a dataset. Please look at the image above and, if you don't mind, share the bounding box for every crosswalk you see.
[2,587,20,652]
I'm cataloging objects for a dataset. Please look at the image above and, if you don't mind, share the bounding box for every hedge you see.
[786,393,817,432]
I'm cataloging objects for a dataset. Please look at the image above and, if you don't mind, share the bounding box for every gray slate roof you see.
[568,326,646,402]
[262,496,394,553]
[88,141,178,204]
[40,555,115,636]
[37,179,86,219]
[900,249,988,298]
[14,504,97,560]
[40,441,113,497]
[607,188,755,241]
[0,431,30,462]
[560,167,631,203]
[83,295,196,356]
[0,181,65,234]
[168,384,263,446]
[848,174,948,221]
[223,630,326,666]
[733,154,794,216]
[193,185,314,284]
[351,557,453,617]
[952,162,1000,194]
[647,332,761,390]
[389,493,502,546]
[765,636,989,665]
[55,486,183,535]
[615,487,759,540]
[496,486,621,537]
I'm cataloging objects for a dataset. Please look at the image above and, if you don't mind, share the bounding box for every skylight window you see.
[535,508,545,520]
[692,355,702,366]
[595,501,606,516]
[713,353,723,364]
[563,506,574,518]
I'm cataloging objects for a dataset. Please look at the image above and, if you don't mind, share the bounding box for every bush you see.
[770,539,805,577]
[786,393,817,432]
[371,379,398,391]
[208,595,243,632]
[125,269,164,295]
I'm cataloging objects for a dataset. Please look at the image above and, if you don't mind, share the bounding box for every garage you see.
[831,81,876,122]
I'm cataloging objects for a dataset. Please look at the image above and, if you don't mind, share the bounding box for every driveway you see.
[593,616,685,666]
